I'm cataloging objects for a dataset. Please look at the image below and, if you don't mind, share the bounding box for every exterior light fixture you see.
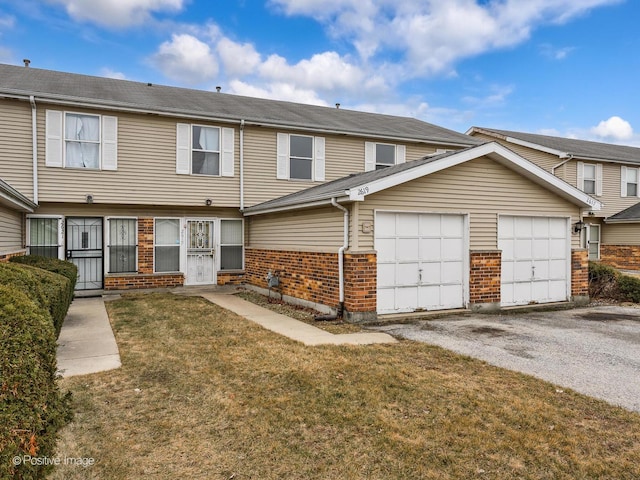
[573,220,585,234]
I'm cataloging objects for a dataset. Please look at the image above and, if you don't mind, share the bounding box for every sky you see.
[1,0,639,145]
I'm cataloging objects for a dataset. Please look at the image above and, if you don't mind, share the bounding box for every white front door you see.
[185,220,216,285]
[499,216,570,306]
[376,212,467,314]
[585,224,600,260]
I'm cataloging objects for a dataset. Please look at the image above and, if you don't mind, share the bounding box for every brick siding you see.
[571,249,589,297]
[0,250,26,263]
[600,245,640,270]
[217,271,245,285]
[343,252,377,313]
[469,250,501,305]
[104,273,183,290]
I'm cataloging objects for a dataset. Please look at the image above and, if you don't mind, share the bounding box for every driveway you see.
[370,305,640,413]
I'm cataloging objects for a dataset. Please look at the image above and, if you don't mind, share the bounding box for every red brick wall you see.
[469,250,501,305]
[137,218,154,274]
[600,245,640,270]
[104,273,183,290]
[245,248,340,308]
[571,249,589,297]
[343,252,377,313]
[0,250,26,263]
[217,271,245,285]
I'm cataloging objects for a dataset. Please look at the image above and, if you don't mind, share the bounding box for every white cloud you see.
[227,80,329,106]
[216,38,261,77]
[0,14,15,29]
[462,85,515,107]
[150,33,218,85]
[100,68,127,80]
[590,116,634,140]
[47,0,184,27]
[540,43,575,60]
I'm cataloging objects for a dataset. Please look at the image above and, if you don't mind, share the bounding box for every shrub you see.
[10,255,78,292]
[588,261,620,299]
[0,262,72,338]
[617,275,640,303]
[0,284,72,479]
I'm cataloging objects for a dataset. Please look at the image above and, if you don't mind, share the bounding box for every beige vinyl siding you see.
[0,100,34,199]
[242,126,462,207]
[602,223,640,245]
[0,205,24,253]
[247,206,344,252]
[356,156,582,250]
[36,105,240,206]
[34,203,242,219]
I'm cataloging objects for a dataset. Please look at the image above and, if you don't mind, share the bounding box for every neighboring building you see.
[0,63,600,320]
[468,127,640,270]
[0,178,37,261]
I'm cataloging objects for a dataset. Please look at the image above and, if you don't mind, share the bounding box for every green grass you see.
[51,293,640,479]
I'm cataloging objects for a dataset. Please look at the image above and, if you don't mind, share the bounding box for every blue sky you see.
[0,0,638,144]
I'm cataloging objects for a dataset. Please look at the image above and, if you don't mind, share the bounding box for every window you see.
[154,219,181,272]
[276,133,325,181]
[582,224,600,260]
[365,142,405,172]
[45,110,117,170]
[108,218,137,273]
[582,164,596,194]
[28,217,61,258]
[176,124,235,177]
[622,166,639,197]
[192,125,220,175]
[220,220,243,270]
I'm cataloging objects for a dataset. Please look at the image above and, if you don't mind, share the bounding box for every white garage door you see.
[498,216,570,307]
[376,212,467,314]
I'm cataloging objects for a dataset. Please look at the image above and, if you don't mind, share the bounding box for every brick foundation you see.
[0,250,26,262]
[343,252,377,321]
[244,248,340,308]
[217,271,245,285]
[104,273,184,290]
[469,250,501,308]
[600,245,640,270]
[571,249,589,298]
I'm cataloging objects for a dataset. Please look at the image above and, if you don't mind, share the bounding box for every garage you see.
[498,215,570,306]
[376,212,467,314]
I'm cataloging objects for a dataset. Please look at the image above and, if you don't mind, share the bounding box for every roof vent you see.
[216,86,221,93]
[23,59,30,68]
[335,103,340,109]
[147,83,152,86]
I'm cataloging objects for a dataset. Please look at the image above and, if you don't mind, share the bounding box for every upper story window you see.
[45,110,117,170]
[365,141,406,172]
[176,123,235,177]
[621,166,639,197]
[276,133,325,181]
[577,162,601,196]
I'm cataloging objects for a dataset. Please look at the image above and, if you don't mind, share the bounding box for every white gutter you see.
[240,119,245,211]
[29,95,38,204]
[551,154,573,175]
[331,198,349,306]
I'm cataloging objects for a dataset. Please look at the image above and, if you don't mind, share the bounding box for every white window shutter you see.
[176,123,190,174]
[621,165,627,197]
[276,133,289,179]
[314,136,325,181]
[45,110,63,167]
[396,144,406,164]
[221,127,235,177]
[364,142,375,172]
[595,164,603,196]
[576,161,584,190]
[102,115,118,170]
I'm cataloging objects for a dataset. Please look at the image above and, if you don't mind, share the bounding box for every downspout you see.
[315,198,349,320]
[30,95,38,204]
[551,154,573,175]
[240,119,245,211]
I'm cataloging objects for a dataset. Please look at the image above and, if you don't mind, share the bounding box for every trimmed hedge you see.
[617,275,640,303]
[0,262,73,338]
[0,284,72,479]
[10,255,78,292]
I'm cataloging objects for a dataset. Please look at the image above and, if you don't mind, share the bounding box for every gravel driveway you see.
[370,305,640,413]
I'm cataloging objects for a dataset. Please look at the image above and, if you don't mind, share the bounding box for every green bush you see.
[0,284,72,479]
[0,262,72,338]
[10,255,78,292]
[617,275,640,303]
[588,261,620,299]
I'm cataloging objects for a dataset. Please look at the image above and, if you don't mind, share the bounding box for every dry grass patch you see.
[52,293,640,479]
[235,289,362,334]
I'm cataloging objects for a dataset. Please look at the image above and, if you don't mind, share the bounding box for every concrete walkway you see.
[56,297,121,377]
[200,292,397,346]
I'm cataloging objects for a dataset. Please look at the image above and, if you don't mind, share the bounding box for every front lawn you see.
[52,294,640,479]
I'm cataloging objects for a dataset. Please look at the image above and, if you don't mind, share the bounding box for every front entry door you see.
[185,220,216,285]
[66,217,103,290]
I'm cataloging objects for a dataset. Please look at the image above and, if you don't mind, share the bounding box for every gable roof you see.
[467,127,640,164]
[0,178,36,212]
[0,63,478,147]
[605,202,640,223]
[244,142,601,215]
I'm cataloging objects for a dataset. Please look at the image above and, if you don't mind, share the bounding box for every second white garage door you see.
[498,215,570,307]
[376,212,467,314]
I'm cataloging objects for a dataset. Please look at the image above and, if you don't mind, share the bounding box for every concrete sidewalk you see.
[200,292,397,346]
[57,297,121,377]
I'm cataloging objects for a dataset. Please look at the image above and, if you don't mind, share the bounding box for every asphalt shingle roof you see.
[0,63,478,146]
[606,202,640,221]
[473,127,640,164]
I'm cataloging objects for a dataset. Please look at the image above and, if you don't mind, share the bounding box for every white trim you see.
[183,217,218,285]
[584,223,601,261]
[153,217,182,274]
[62,110,102,170]
[243,196,351,216]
